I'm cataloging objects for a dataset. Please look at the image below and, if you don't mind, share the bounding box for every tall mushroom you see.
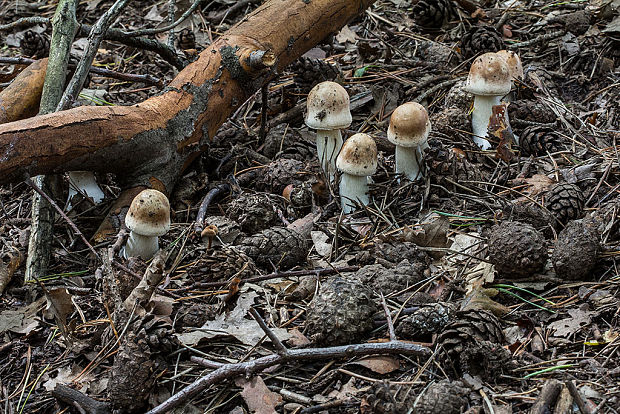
[123,189,171,260]
[67,171,105,209]
[336,133,377,213]
[305,81,352,183]
[464,52,512,150]
[387,102,431,181]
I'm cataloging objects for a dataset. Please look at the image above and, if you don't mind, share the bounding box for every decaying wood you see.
[0,0,376,192]
[0,58,47,124]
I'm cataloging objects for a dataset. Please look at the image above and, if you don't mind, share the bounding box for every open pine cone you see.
[20,30,50,59]
[412,0,454,28]
[519,125,565,156]
[237,226,308,270]
[544,182,585,224]
[460,25,505,58]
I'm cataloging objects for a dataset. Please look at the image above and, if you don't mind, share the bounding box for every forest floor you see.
[0,0,620,412]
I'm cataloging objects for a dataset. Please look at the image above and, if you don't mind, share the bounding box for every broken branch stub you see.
[0,0,377,192]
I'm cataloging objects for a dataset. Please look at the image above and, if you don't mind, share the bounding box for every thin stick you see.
[380,293,397,341]
[162,341,429,414]
[249,307,288,355]
[25,177,99,260]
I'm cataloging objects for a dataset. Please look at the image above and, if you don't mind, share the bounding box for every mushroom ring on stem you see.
[123,189,171,260]
[387,102,431,181]
[305,81,352,183]
[464,52,512,150]
[336,133,377,213]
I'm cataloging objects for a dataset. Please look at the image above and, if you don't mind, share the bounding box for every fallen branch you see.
[0,0,377,193]
[0,58,48,123]
[148,307,430,413]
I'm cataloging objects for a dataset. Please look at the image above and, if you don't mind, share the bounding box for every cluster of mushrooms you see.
[305,49,522,213]
[118,49,522,260]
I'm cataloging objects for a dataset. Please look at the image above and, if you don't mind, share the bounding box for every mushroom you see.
[464,52,512,150]
[123,189,171,260]
[305,81,352,183]
[387,102,431,181]
[495,50,523,81]
[495,50,523,103]
[336,133,377,213]
[67,171,105,209]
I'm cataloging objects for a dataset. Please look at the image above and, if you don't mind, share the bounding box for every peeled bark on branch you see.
[0,58,48,124]
[0,0,376,191]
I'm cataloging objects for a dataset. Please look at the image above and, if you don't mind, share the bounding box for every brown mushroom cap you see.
[495,50,523,80]
[336,133,378,176]
[305,81,352,130]
[125,189,171,237]
[464,52,512,96]
[387,102,431,148]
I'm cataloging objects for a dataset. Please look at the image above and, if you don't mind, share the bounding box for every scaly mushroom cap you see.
[305,81,352,130]
[125,189,171,237]
[336,133,378,176]
[495,50,523,80]
[464,52,512,96]
[387,102,431,148]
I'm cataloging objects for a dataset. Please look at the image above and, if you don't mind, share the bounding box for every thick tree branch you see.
[0,0,377,192]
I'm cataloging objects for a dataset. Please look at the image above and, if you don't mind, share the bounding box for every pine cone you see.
[353,261,426,294]
[432,107,471,135]
[237,226,308,269]
[508,100,556,125]
[362,381,406,414]
[519,125,564,156]
[552,219,600,280]
[460,25,505,59]
[187,245,257,281]
[396,303,454,339]
[412,380,468,414]
[256,158,307,194]
[487,221,548,278]
[178,28,196,50]
[226,193,277,233]
[142,315,181,354]
[459,340,513,380]
[425,140,483,193]
[544,183,585,224]
[261,125,316,161]
[437,310,504,363]
[305,277,378,345]
[412,0,454,28]
[290,57,341,90]
[501,202,555,234]
[20,30,49,59]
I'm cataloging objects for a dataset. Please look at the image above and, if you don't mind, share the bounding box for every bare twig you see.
[57,0,132,110]
[380,293,397,341]
[249,307,288,355]
[0,56,163,87]
[194,183,231,235]
[162,341,429,414]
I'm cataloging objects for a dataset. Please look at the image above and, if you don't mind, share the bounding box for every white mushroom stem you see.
[471,94,502,150]
[395,145,422,181]
[67,171,105,208]
[316,129,343,183]
[123,232,160,260]
[339,173,369,214]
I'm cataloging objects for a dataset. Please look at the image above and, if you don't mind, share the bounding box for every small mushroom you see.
[387,102,431,181]
[336,133,377,213]
[201,224,218,249]
[67,171,105,209]
[464,52,512,150]
[305,81,352,183]
[122,189,171,260]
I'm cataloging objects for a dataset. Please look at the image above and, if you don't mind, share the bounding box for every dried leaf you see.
[286,328,311,347]
[350,356,400,374]
[0,251,21,295]
[548,308,594,337]
[488,103,515,162]
[44,288,75,328]
[176,292,291,346]
[335,25,357,44]
[234,376,281,414]
[311,231,332,257]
